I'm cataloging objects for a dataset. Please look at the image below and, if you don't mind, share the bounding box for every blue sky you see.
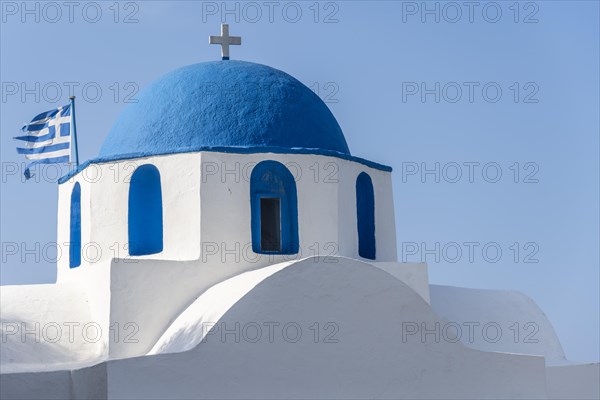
[1,1,598,362]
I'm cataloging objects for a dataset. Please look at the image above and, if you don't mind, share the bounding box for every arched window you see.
[356,172,376,260]
[128,164,163,256]
[250,160,299,254]
[69,182,81,268]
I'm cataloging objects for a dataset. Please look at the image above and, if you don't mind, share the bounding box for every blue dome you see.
[99,61,350,158]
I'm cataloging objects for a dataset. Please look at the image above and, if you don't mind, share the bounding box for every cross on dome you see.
[209,24,241,60]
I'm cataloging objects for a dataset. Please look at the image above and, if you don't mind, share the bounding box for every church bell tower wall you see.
[56,150,396,288]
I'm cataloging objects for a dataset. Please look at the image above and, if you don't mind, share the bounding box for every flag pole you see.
[69,96,80,167]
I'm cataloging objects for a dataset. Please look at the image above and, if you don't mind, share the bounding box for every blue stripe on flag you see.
[17,142,70,155]
[28,103,69,123]
[60,122,70,137]
[22,122,71,137]
[30,109,59,122]
[22,122,51,132]
[22,109,71,133]
[14,131,56,143]
[24,155,71,180]
[18,103,72,180]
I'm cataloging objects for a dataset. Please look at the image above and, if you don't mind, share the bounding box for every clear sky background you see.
[1,1,598,362]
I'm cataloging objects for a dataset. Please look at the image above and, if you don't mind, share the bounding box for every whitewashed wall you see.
[55,151,396,357]
[57,153,202,277]
[57,151,396,281]
[198,151,397,275]
[107,258,548,399]
[56,153,202,353]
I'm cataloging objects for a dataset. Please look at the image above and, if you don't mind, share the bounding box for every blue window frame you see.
[128,164,163,256]
[69,182,81,268]
[250,160,299,254]
[356,172,376,260]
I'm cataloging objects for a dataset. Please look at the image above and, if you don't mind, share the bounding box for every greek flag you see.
[15,104,72,179]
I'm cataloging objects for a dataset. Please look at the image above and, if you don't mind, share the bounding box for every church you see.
[1,25,598,399]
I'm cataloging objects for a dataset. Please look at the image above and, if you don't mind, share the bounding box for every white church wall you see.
[0,284,103,374]
[51,151,398,360]
[546,363,600,399]
[0,370,71,400]
[199,151,338,271]
[57,151,396,286]
[108,261,430,360]
[105,258,242,359]
[56,181,70,273]
[150,258,428,355]
[370,262,430,303]
[75,260,113,355]
[337,159,397,261]
[57,153,202,282]
[56,179,112,345]
[0,363,108,400]
[55,154,202,355]
[373,166,398,260]
[429,285,568,363]
[105,257,547,399]
[199,151,397,276]
[87,153,201,264]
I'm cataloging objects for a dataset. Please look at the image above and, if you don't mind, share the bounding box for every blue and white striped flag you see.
[15,104,72,179]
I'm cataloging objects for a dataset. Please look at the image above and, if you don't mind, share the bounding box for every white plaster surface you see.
[546,362,600,399]
[56,151,396,282]
[2,150,598,399]
[115,257,547,399]
[0,284,103,374]
[51,150,400,359]
[57,152,202,280]
[371,261,430,303]
[2,258,599,399]
[149,259,295,354]
[198,151,397,271]
[429,284,567,364]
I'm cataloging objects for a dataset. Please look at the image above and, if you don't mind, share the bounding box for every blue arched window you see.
[128,164,163,256]
[356,172,376,260]
[250,161,299,254]
[69,182,81,268]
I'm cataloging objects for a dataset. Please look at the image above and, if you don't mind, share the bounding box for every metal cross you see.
[209,24,241,60]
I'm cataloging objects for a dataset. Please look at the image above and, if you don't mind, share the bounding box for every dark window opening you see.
[356,172,376,260]
[260,197,281,252]
[250,160,298,255]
